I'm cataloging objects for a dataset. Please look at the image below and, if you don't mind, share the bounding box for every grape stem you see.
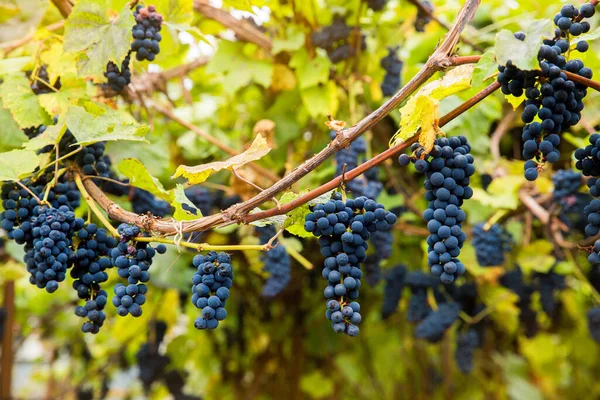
[132,236,267,252]
[282,243,313,270]
[15,181,42,203]
[73,173,119,237]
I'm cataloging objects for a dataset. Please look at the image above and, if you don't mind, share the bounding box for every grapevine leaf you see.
[64,103,149,145]
[249,211,288,228]
[152,0,194,25]
[118,158,174,203]
[0,259,26,281]
[172,184,200,221]
[0,107,27,152]
[0,149,41,180]
[0,56,32,75]
[301,371,334,399]
[494,19,553,71]
[471,51,497,84]
[23,120,67,151]
[471,175,524,210]
[300,81,339,118]
[392,64,474,147]
[40,42,79,83]
[517,240,555,274]
[37,74,88,116]
[63,1,134,80]
[290,50,331,89]
[272,26,305,54]
[480,284,520,334]
[0,74,51,128]
[172,134,271,184]
[505,93,526,109]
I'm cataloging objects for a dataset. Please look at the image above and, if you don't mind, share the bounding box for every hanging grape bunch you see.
[104,54,132,92]
[311,16,366,64]
[132,5,163,62]
[380,47,403,96]
[497,3,595,181]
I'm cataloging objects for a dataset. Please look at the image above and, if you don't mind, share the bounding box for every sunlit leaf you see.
[0,74,51,128]
[0,149,40,180]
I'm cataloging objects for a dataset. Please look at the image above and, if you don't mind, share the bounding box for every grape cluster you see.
[131,188,172,216]
[414,0,434,32]
[535,270,566,315]
[304,192,396,335]
[111,224,166,317]
[399,136,474,283]
[29,65,61,95]
[552,169,583,211]
[381,264,407,320]
[405,272,436,323]
[472,223,513,266]
[75,141,111,178]
[364,228,393,285]
[136,321,170,391]
[367,0,388,11]
[414,302,460,342]
[497,3,596,181]
[25,206,85,292]
[500,267,538,337]
[104,54,132,92]
[71,224,116,333]
[311,16,366,64]
[23,124,46,139]
[455,329,478,374]
[191,252,234,330]
[380,47,403,96]
[587,307,600,343]
[183,186,214,217]
[257,226,291,298]
[131,5,163,62]
[574,134,600,238]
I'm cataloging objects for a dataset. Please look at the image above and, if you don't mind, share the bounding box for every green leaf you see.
[152,0,194,25]
[472,175,525,210]
[272,26,305,54]
[222,0,253,11]
[494,20,553,71]
[37,74,88,116]
[23,120,67,151]
[392,64,474,147]
[300,371,334,399]
[118,158,174,203]
[172,184,200,221]
[471,51,497,84]
[64,1,134,80]
[64,103,149,145]
[480,284,520,333]
[172,134,271,184]
[517,240,555,274]
[290,49,331,89]
[0,107,27,152]
[300,81,339,118]
[0,74,51,128]
[0,56,32,76]
[0,149,40,180]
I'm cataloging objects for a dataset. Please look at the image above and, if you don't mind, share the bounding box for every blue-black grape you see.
[191,251,233,330]
[131,5,163,62]
[414,0,434,32]
[472,223,513,266]
[29,65,61,95]
[414,302,460,342]
[104,53,132,92]
[500,266,539,337]
[257,226,291,297]
[381,264,407,319]
[380,47,403,96]
[405,271,437,323]
[455,329,478,373]
[183,186,214,216]
[587,306,600,343]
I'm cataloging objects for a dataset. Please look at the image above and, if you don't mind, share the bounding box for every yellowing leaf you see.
[172,184,201,221]
[517,240,555,274]
[118,158,174,203]
[480,284,520,333]
[65,103,149,145]
[472,175,525,210]
[172,134,271,184]
[23,121,67,151]
[0,149,40,180]
[38,74,88,116]
[392,64,474,147]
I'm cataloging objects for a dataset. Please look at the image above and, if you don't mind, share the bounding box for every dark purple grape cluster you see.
[183,186,214,216]
[104,53,132,92]
[75,141,110,177]
[71,224,116,333]
[399,136,474,283]
[535,270,566,315]
[497,2,596,181]
[455,329,478,373]
[256,226,291,298]
[552,169,583,211]
[191,251,234,330]
[367,0,388,11]
[414,0,434,32]
[587,307,600,343]
[500,267,538,337]
[381,264,406,320]
[110,224,166,317]
[131,5,163,62]
[363,228,393,285]
[23,124,46,139]
[25,206,85,292]
[29,65,61,95]
[380,47,403,96]
[405,272,436,322]
[304,192,397,336]
[472,223,513,266]
[414,302,460,342]
[131,188,172,216]
[574,134,600,238]
[311,16,366,64]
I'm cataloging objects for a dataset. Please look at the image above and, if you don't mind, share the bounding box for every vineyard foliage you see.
[2,0,600,399]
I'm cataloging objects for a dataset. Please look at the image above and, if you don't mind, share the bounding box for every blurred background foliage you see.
[1,0,600,399]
